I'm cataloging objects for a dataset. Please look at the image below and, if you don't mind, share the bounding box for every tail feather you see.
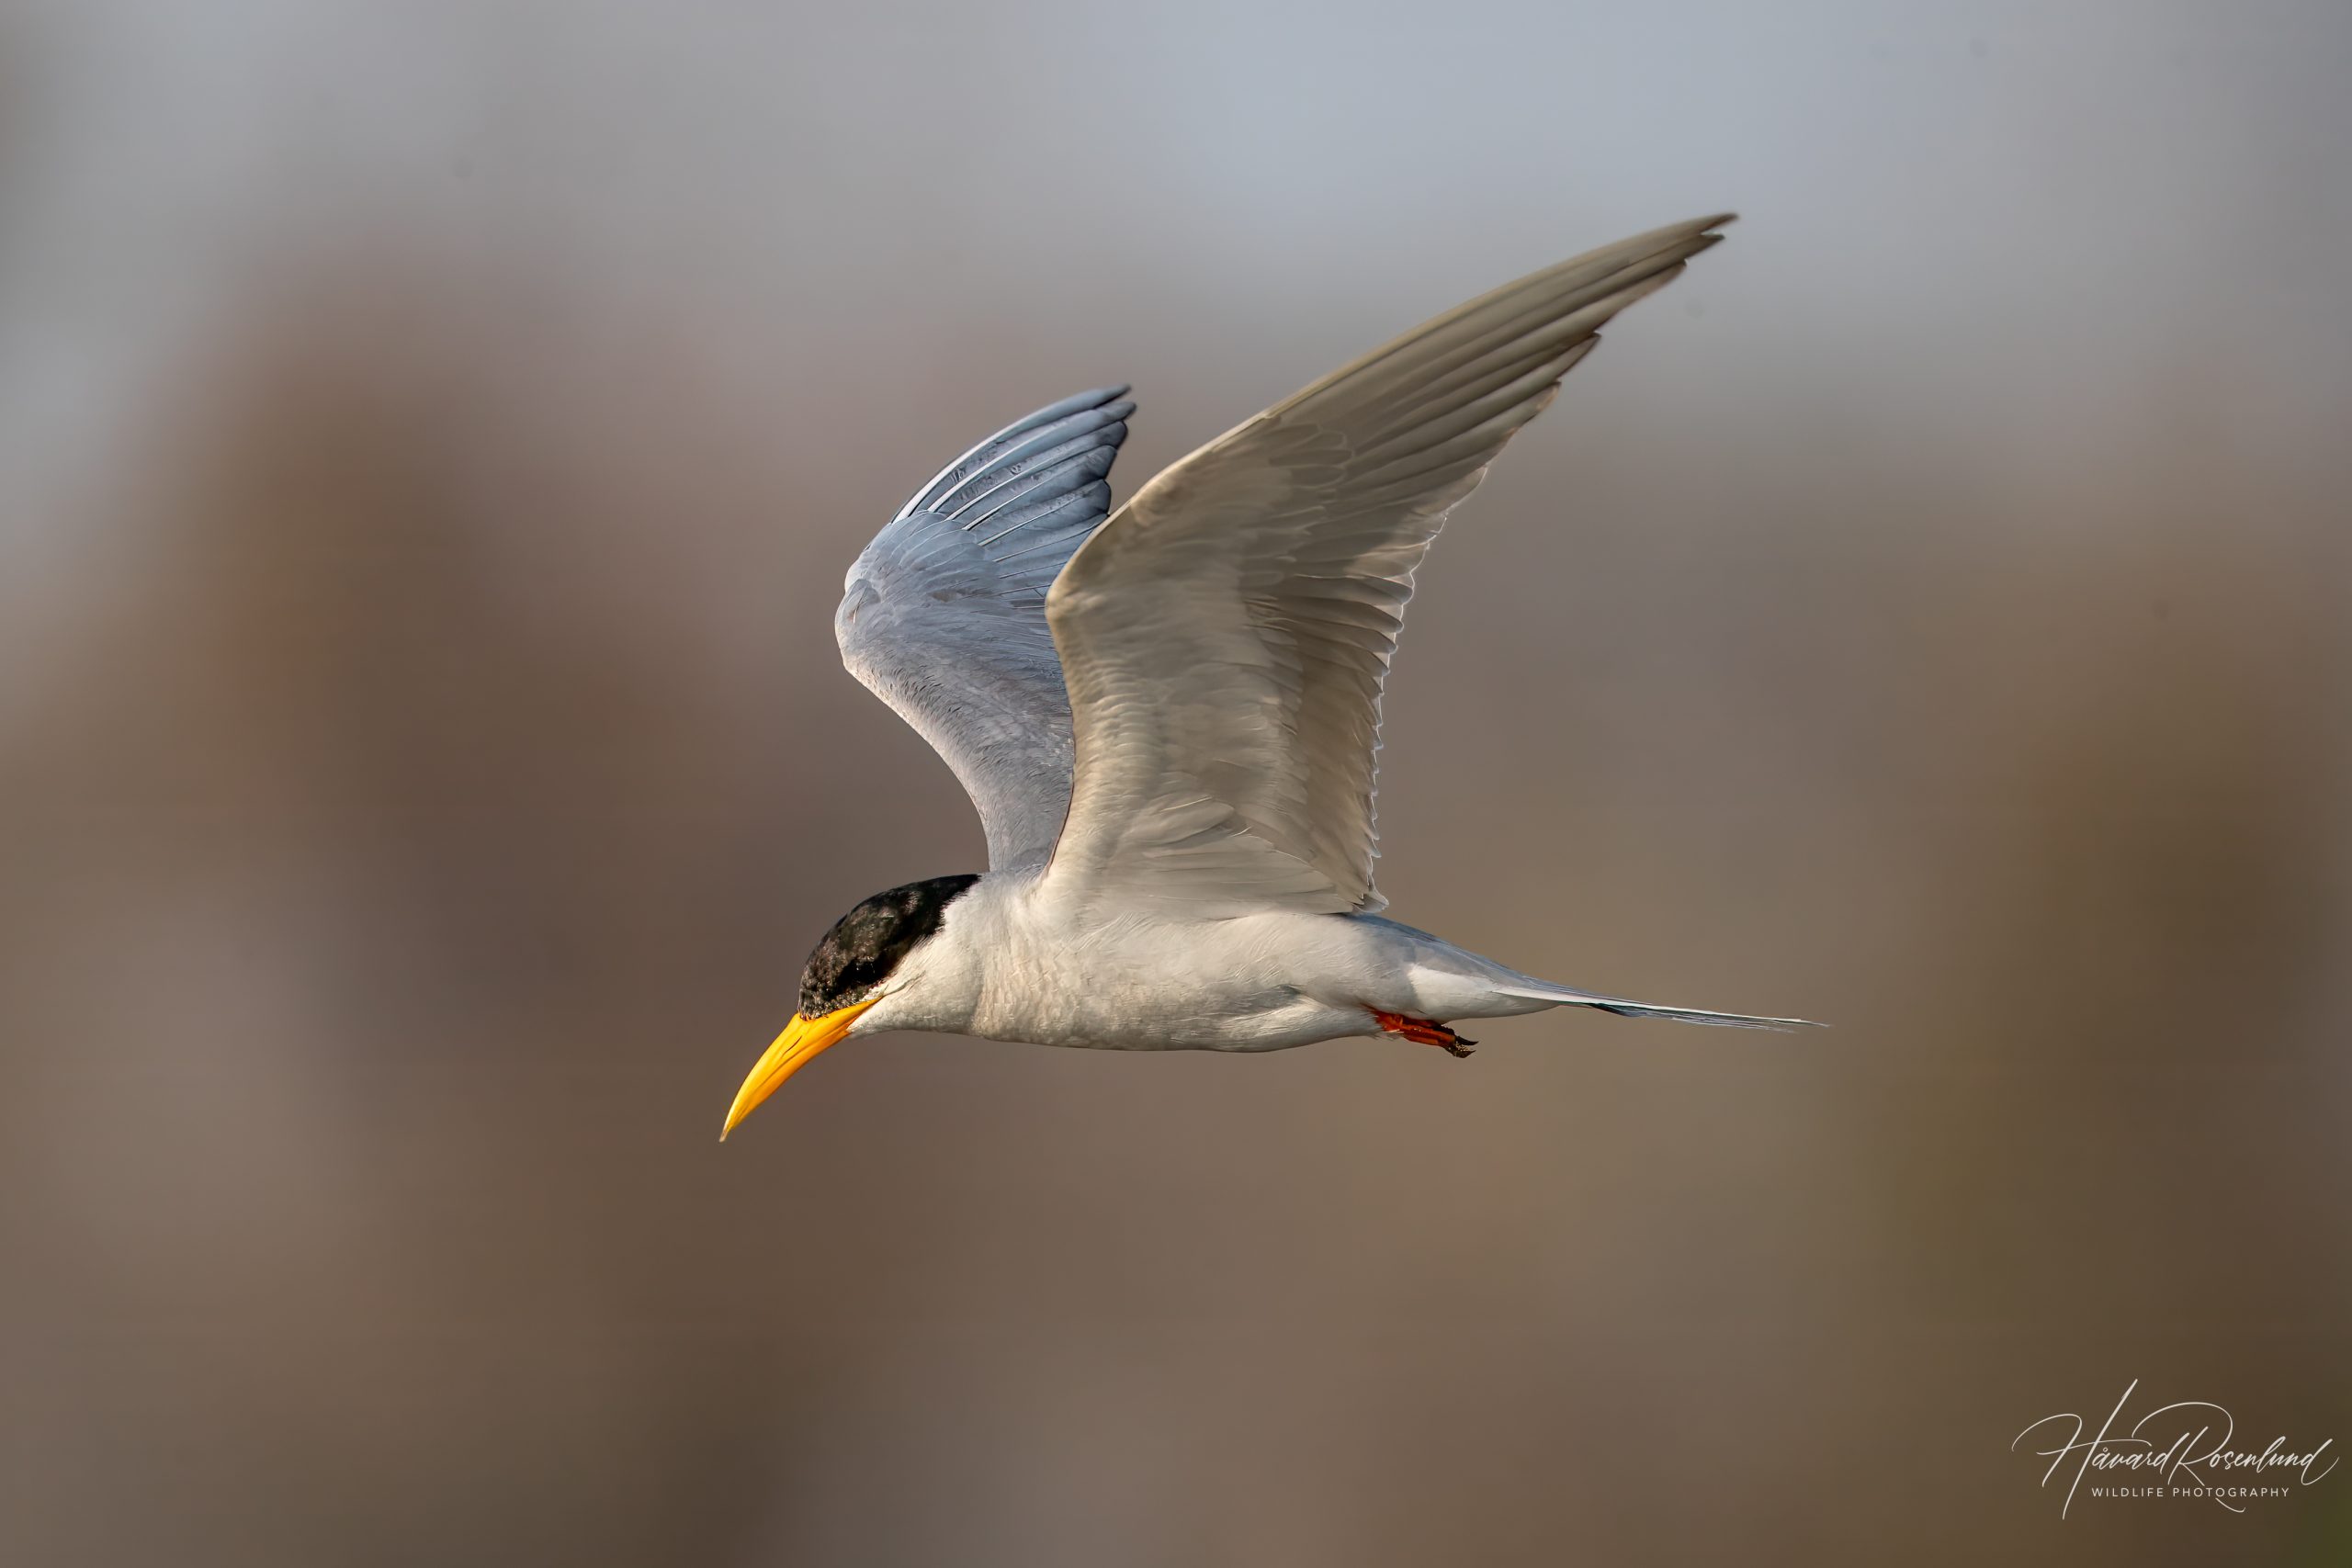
[1493,981,1818,1032]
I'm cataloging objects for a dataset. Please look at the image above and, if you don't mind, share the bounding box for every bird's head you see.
[719,874,981,1139]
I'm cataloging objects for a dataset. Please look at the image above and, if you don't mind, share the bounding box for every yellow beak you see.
[719,998,877,1140]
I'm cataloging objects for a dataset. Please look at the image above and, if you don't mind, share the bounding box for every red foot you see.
[1372,1010,1476,1057]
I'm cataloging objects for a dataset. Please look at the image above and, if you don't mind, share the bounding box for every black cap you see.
[798,874,980,1018]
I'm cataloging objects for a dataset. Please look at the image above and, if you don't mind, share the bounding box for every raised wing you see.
[837,386,1134,869]
[1041,217,1730,917]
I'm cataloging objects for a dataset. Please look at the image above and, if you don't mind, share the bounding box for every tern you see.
[723,214,1811,1139]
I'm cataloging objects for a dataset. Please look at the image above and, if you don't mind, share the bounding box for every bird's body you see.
[858,874,1532,1053]
[723,213,1812,1136]
[853,872,1789,1055]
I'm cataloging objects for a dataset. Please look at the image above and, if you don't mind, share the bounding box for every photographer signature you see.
[2013,1379,2335,1517]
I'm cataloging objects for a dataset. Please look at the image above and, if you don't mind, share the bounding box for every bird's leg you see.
[1371,1010,1476,1057]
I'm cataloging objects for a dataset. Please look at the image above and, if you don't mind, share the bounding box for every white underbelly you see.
[965,910,1387,1052]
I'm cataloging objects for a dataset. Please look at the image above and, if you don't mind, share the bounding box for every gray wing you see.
[836,386,1135,869]
[1040,217,1730,918]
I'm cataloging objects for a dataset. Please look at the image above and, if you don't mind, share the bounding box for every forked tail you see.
[1493,978,1818,1032]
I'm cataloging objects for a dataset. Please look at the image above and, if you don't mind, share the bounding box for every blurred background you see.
[3,2,2348,1563]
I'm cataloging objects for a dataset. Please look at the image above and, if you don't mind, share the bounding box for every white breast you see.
[923,873,1392,1052]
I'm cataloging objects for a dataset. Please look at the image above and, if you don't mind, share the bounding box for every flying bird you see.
[723,214,1810,1139]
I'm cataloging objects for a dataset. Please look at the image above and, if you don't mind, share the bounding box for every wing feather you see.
[1039,218,1731,917]
[835,387,1133,869]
